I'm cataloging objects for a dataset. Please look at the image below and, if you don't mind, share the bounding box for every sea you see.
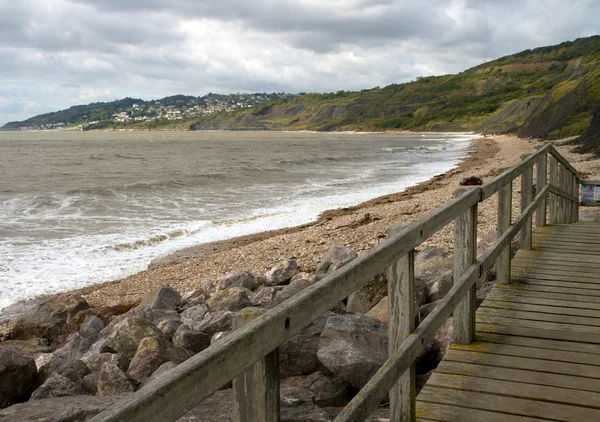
[0,130,477,309]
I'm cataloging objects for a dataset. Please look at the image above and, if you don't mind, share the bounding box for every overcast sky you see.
[0,0,599,126]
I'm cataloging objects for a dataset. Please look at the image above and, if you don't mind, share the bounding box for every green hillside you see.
[191,36,600,144]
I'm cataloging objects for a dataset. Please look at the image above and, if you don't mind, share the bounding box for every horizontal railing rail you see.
[91,143,580,422]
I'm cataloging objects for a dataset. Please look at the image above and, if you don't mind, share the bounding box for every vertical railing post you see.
[549,156,558,224]
[232,308,280,422]
[453,188,477,344]
[536,150,548,227]
[521,163,533,249]
[573,175,580,222]
[386,224,415,422]
[557,164,566,224]
[566,171,573,224]
[497,167,512,284]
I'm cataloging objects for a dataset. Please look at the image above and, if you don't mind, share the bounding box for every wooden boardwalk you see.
[417,222,600,421]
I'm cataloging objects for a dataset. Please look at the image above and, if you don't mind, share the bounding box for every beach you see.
[76,134,600,309]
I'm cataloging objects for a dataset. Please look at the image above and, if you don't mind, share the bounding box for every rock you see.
[265,259,299,286]
[180,304,208,331]
[61,309,95,340]
[0,346,37,408]
[0,394,128,422]
[0,338,52,354]
[250,286,285,307]
[34,353,54,371]
[176,389,232,422]
[415,280,429,308]
[435,318,454,361]
[82,352,130,373]
[415,246,448,264]
[142,361,178,387]
[415,254,453,290]
[53,331,98,365]
[81,372,100,395]
[139,286,182,311]
[477,281,495,305]
[179,289,209,311]
[202,280,217,296]
[102,316,166,359]
[127,336,188,383]
[157,316,183,339]
[191,311,233,338]
[419,301,441,322]
[280,313,332,378]
[96,302,137,323]
[59,359,90,384]
[346,273,387,315]
[218,271,264,291]
[30,373,87,400]
[79,315,105,338]
[365,296,388,324]
[10,294,90,343]
[317,314,388,389]
[207,287,252,313]
[210,331,230,344]
[316,244,358,276]
[427,270,453,302]
[281,372,352,407]
[460,176,483,186]
[172,326,211,354]
[273,274,316,306]
[280,385,332,422]
[96,363,135,395]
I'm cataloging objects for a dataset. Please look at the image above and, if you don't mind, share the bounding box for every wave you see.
[106,228,191,251]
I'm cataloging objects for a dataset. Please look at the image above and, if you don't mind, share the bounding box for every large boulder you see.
[218,271,264,291]
[346,273,387,315]
[30,373,87,400]
[0,394,128,422]
[180,305,208,331]
[59,359,90,384]
[280,385,332,422]
[426,271,453,302]
[10,295,90,343]
[172,326,211,354]
[141,361,178,388]
[316,244,358,276]
[101,316,166,359]
[435,318,454,361]
[273,274,317,307]
[0,346,37,408]
[281,371,352,408]
[96,363,135,396]
[127,336,188,383]
[79,315,105,338]
[206,287,252,313]
[265,259,299,286]
[250,286,285,308]
[139,286,182,311]
[365,296,389,324]
[280,313,332,378]
[317,314,388,389]
[178,289,209,312]
[82,352,130,373]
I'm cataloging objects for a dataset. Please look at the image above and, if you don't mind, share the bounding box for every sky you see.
[0,0,599,126]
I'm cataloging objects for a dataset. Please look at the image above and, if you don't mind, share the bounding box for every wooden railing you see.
[91,144,580,422]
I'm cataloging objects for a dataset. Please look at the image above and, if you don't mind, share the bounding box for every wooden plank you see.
[386,249,415,422]
[505,284,600,297]
[493,284,600,304]
[485,291,600,311]
[476,332,600,355]
[426,372,600,409]
[549,145,579,175]
[481,299,600,318]
[417,386,600,421]
[476,313,600,334]
[514,250,600,264]
[512,278,600,290]
[416,401,546,422]
[511,264,600,278]
[436,360,600,392]
[477,322,600,344]
[477,306,600,327]
[445,348,600,377]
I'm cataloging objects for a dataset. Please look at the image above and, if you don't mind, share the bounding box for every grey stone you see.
[265,259,299,286]
[179,289,209,311]
[157,315,183,339]
[101,315,166,359]
[142,361,178,388]
[96,363,135,396]
[206,287,252,313]
[317,314,388,389]
[273,274,316,307]
[427,270,453,302]
[139,286,182,311]
[218,271,264,291]
[30,373,87,400]
[0,394,128,422]
[33,353,53,371]
[210,331,230,344]
[82,352,130,373]
[172,325,211,354]
[250,286,285,307]
[435,318,454,361]
[281,371,352,408]
[81,372,100,395]
[80,315,105,338]
[0,346,37,408]
[346,273,387,314]
[316,244,358,276]
[59,359,90,384]
[180,304,208,331]
[127,336,188,383]
[191,311,233,338]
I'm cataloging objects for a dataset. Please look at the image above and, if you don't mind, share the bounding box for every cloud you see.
[0,0,599,126]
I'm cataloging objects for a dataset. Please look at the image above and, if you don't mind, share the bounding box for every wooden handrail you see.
[91,143,580,422]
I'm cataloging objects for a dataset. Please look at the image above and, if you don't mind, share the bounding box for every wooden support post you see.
[565,171,573,224]
[453,188,477,344]
[574,176,580,223]
[557,165,566,224]
[232,308,280,422]
[497,168,512,284]
[521,164,533,249]
[549,156,558,224]
[385,245,416,422]
[536,151,547,227]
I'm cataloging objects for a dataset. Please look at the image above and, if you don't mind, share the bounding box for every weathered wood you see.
[497,167,512,284]
[566,170,573,223]
[454,188,477,344]
[481,299,600,318]
[573,175,580,222]
[417,402,545,422]
[476,332,600,354]
[536,151,547,226]
[549,145,578,175]
[478,306,600,327]
[477,321,600,343]
[495,284,600,304]
[476,313,600,334]
[232,308,279,422]
[385,249,415,422]
[520,164,533,249]
[549,155,558,224]
[558,164,566,223]
[485,292,600,311]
